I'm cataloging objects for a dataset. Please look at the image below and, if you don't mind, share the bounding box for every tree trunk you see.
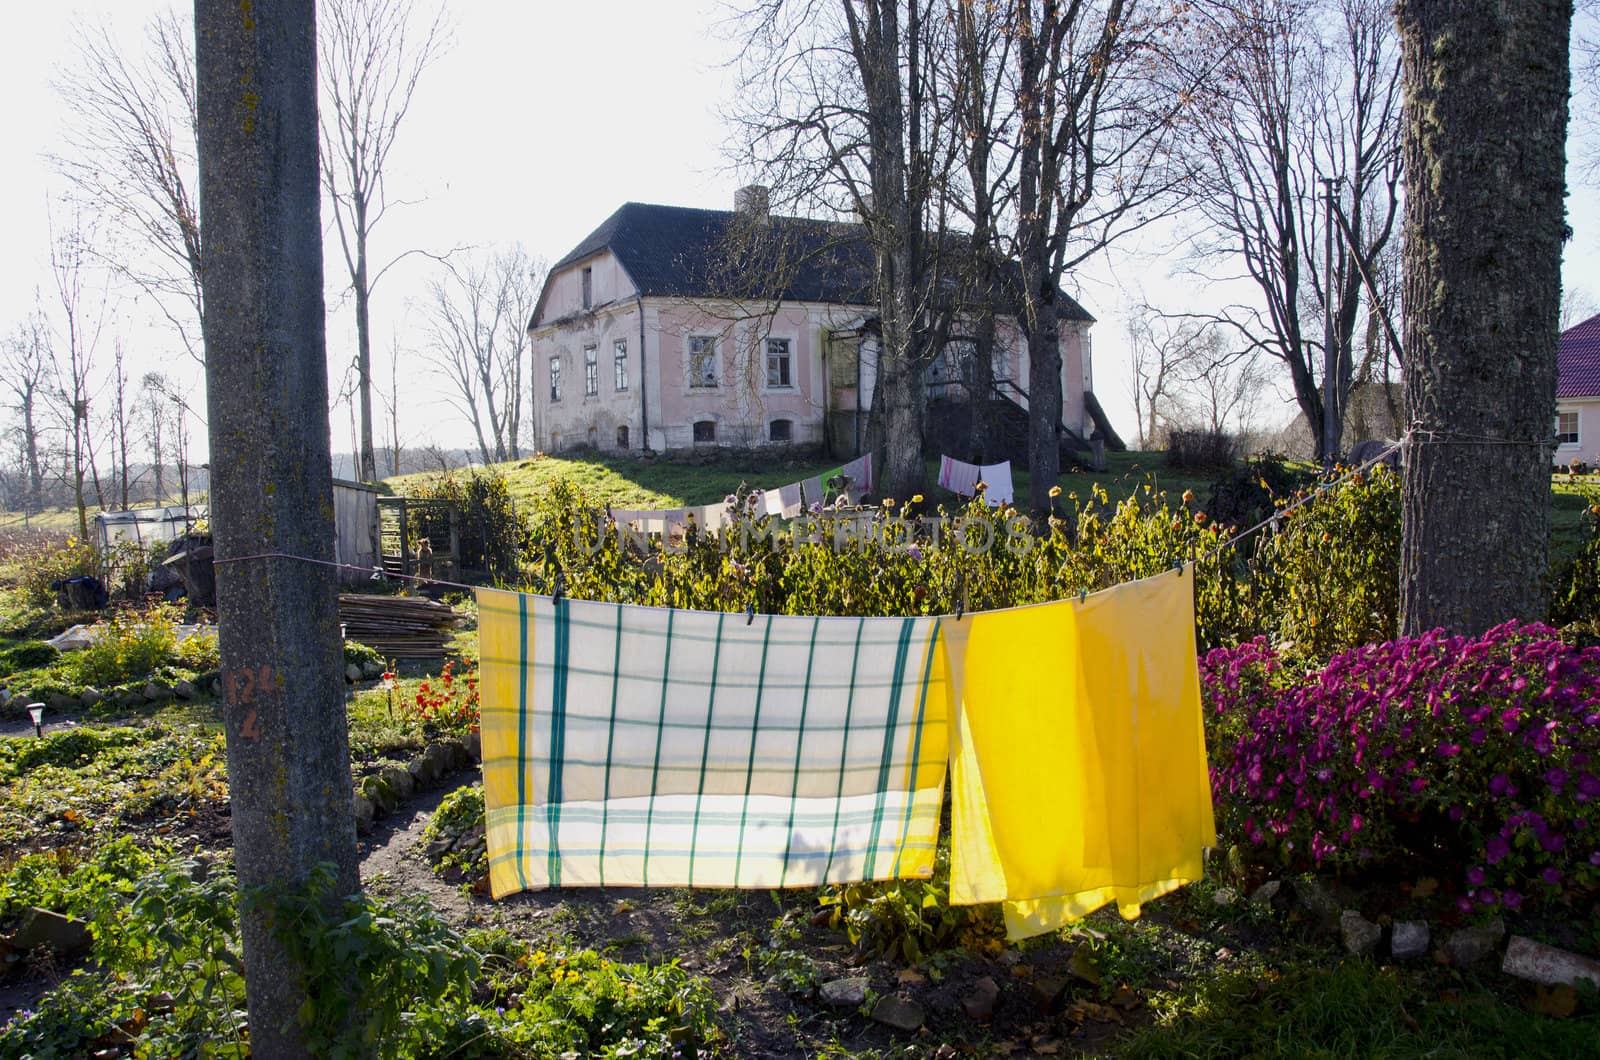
[195,4,360,1055]
[872,344,925,504]
[355,235,377,483]
[22,393,42,513]
[1396,0,1569,635]
[1026,307,1062,514]
[969,310,996,462]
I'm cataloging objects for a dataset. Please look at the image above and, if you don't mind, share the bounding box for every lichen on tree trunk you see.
[1395,0,1570,635]
[195,2,360,1054]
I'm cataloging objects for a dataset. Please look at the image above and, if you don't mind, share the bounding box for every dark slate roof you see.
[1559,312,1600,398]
[534,201,1095,327]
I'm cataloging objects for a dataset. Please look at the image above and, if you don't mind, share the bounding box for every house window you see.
[693,420,716,444]
[581,267,593,309]
[616,425,629,449]
[614,339,628,391]
[584,345,598,396]
[769,418,793,443]
[992,343,1011,382]
[1557,411,1580,446]
[766,338,793,388]
[549,356,562,402]
[689,336,718,388]
[828,333,858,387]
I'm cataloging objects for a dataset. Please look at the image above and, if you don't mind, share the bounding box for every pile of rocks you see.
[351,735,478,830]
[1245,877,1600,994]
[0,907,93,964]
[424,810,486,867]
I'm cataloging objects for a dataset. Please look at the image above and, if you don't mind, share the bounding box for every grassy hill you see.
[383,449,1227,513]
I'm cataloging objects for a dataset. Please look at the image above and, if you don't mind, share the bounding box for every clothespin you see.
[370,566,385,582]
[552,571,567,604]
[1173,556,1183,576]
[1079,588,1087,604]
[746,600,757,626]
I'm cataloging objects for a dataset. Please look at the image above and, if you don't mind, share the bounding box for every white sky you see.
[2,1,1597,463]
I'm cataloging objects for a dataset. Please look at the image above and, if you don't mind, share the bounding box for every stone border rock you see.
[351,731,481,830]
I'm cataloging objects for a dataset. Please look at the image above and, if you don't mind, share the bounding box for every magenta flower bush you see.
[1203,622,1600,913]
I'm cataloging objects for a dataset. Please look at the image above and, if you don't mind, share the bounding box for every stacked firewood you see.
[339,594,463,660]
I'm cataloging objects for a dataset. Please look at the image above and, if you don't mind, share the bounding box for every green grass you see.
[1551,473,1599,561]
[384,448,1231,514]
[1115,957,1599,1058]
[386,452,847,510]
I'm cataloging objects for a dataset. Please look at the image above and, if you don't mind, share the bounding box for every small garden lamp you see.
[27,703,44,738]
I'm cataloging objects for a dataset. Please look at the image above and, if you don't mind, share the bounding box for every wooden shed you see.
[331,479,380,579]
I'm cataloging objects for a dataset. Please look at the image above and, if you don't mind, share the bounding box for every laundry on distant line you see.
[938,455,1014,507]
[476,567,1214,939]
[615,454,878,529]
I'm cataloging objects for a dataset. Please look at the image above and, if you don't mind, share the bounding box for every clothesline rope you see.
[1194,427,1411,568]
[215,427,1444,611]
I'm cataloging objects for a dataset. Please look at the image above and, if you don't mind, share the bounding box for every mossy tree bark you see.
[195,2,360,1054]
[1395,0,1570,635]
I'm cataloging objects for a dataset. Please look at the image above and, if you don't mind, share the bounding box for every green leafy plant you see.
[17,535,100,607]
[457,936,721,1059]
[0,639,59,674]
[0,835,162,924]
[403,467,531,578]
[818,844,1001,964]
[67,604,183,687]
[250,862,479,1059]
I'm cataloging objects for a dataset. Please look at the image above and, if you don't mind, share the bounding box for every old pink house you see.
[1558,312,1600,467]
[528,188,1110,458]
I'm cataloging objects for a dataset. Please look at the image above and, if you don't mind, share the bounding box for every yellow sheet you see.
[946,568,1216,939]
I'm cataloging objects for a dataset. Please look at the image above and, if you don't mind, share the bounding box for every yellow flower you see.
[1182,489,1195,504]
[1049,485,1062,498]
[911,494,924,504]
[882,498,895,508]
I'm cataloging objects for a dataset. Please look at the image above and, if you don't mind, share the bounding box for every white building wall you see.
[1556,397,1600,468]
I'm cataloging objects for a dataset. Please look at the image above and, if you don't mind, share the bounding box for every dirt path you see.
[354,772,999,1058]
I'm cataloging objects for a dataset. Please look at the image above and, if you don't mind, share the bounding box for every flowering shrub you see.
[1204,623,1600,914]
[412,658,479,733]
[67,604,182,687]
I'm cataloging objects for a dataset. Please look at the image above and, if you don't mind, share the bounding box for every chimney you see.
[734,184,770,222]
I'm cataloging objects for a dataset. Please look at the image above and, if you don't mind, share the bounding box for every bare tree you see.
[381,337,403,477]
[54,8,203,363]
[139,372,175,503]
[48,208,110,539]
[1181,0,1401,462]
[319,0,448,483]
[970,0,1198,512]
[1574,1,1600,184]
[1177,342,1272,441]
[1,304,56,514]
[1396,0,1569,634]
[109,339,133,509]
[1562,285,1599,330]
[1124,305,1216,448]
[422,245,542,466]
[731,0,970,501]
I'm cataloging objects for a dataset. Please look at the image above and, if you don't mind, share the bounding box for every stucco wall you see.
[1556,397,1600,467]
[527,251,1096,456]
[539,250,638,321]
[531,300,643,454]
